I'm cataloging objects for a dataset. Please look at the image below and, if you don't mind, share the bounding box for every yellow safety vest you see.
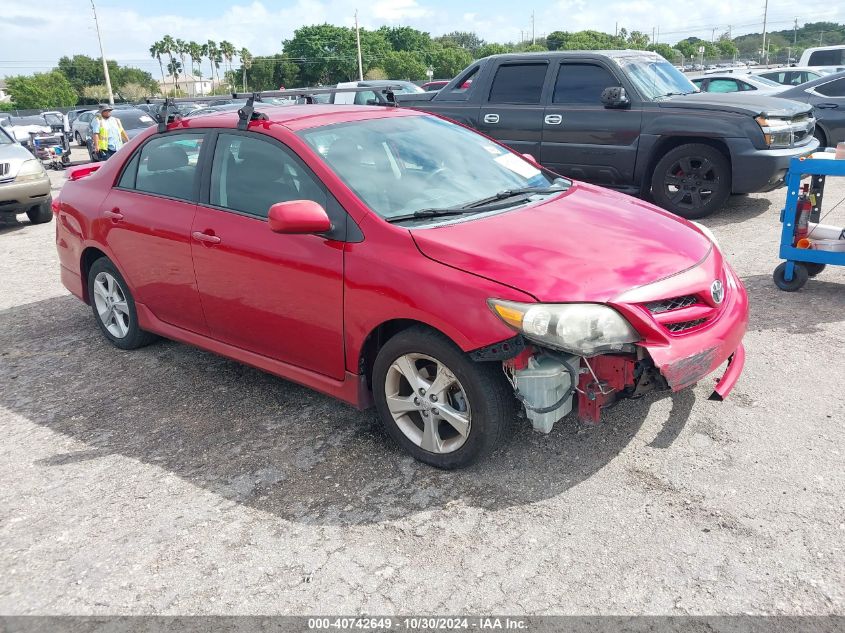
[95,115,125,151]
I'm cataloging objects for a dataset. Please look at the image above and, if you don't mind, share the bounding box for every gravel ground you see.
[1,147,843,615]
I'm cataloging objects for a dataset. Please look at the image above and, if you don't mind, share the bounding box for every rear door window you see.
[707,79,740,93]
[488,63,548,104]
[815,77,845,97]
[553,64,619,104]
[131,134,204,201]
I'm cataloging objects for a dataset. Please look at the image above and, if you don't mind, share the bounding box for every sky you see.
[2,0,845,77]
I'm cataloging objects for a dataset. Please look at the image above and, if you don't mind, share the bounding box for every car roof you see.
[176,103,425,132]
[483,49,662,61]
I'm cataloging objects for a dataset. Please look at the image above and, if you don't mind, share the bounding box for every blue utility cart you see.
[773,154,845,291]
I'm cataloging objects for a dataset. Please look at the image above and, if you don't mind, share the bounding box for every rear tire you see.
[651,143,731,219]
[372,327,513,469]
[26,199,53,224]
[75,131,84,146]
[804,262,826,277]
[87,258,157,350]
[813,127,828,149]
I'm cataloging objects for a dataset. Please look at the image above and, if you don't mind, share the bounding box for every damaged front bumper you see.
[499,258,749,432]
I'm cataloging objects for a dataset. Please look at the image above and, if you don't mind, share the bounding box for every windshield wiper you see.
[460,185,567,209]
[384,185,567,224]
[384,207,485,223]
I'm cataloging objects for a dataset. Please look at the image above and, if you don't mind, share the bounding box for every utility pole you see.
[652,27,655,45]
[531,11,535,45]
[819,31,824,46]
[793,18,798,46]
[656,26,660,45]
[90,0,114,104]
[761,0,769,67]
[354,10,363,81]
[711,27,716,44]
[615,22,618,38]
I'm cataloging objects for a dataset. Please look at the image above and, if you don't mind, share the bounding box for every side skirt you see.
[134,302,373,410]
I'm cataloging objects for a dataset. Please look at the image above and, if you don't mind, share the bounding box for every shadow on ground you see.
[698,194,773,228]
[742,273,845,334]
[1,295,697,526]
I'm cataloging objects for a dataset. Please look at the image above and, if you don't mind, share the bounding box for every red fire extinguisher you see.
[795,183,812,246]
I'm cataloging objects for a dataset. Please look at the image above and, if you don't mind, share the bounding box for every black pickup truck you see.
[397,50,819,218]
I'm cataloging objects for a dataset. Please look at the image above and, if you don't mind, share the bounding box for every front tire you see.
[26,199,53,224]
[651,143,731,219]
[372,327,513,469]
[87,258,157,350]
[75,131,85,146]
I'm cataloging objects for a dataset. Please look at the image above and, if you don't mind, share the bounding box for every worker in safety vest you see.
[91,104,129,161]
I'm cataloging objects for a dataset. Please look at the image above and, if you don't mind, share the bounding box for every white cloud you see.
[1,0,844,78]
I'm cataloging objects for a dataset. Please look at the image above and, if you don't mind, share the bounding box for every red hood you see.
[410,182,712,303]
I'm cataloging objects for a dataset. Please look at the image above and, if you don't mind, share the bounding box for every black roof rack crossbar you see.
[147,85,403,132]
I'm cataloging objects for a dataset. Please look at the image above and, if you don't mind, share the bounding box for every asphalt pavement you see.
[1,147,843,615]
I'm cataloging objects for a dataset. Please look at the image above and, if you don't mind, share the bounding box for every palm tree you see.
[167,59,182,84]
[219,40,236,88]
[175,39,189,80]
[160,35,178,92]
[239,47,253,92]
[206,40,219,90]
[149,42,166,90]
[188,41,203,94]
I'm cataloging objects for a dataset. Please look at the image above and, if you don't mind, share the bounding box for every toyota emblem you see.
[710,280,724,305]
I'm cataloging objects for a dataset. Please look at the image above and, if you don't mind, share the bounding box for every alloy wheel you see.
[663,155,720,211]
[92,271,131,338]
[384,353,472,454]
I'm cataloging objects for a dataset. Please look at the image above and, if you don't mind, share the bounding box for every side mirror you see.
[268,200,332,235]
[522,153,540,166]
[600,86,631,109]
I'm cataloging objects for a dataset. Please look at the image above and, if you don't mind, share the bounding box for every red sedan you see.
[54,103,748,468]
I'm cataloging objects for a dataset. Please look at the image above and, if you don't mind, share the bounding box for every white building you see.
[157,73,219,97]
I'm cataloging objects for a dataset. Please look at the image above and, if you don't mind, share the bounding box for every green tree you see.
[160,35,178,89]
[436,31,485,54]
[283,24,389,84]
[239,54,299,90]
[364,67,388,80]
[626,30,650,49]
[377,26,432,52]
[220,40,236,84]
[648,43,681,62]
[428,46,473,78]
[381,51,428,80]
[188,41,203,80]
[546,31,567,51]
[7,72,78,108]
[476,43,510,58]
[149,42,166,87]
[239,47,252,91]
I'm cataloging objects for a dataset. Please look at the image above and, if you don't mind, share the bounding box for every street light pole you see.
[761,0,769,67]
[355,10,364,81]
[91,0,114,104]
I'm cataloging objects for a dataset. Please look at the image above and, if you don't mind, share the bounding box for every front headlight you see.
[15,159,47,183]
[489,300,640,355]
[755,115,809,149]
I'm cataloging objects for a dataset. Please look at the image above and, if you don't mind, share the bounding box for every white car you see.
[0,115,50,144]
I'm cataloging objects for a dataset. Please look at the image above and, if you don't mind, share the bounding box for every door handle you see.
[483,113,500,124]
[103,208,123,221]
[192,231,221,245]
[544,114,563,125]
[815,103,838,109]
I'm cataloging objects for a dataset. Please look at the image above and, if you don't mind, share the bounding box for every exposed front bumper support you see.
[708,343,745,401]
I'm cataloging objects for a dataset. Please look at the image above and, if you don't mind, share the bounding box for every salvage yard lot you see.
[1,148,843,614]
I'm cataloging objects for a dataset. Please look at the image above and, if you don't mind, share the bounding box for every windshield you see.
[615,56,698,100]
[10,116,49,126]
[116,110,157,129]
[299,116,561,221]
[754,75,782,87]
[0,128,12,144]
